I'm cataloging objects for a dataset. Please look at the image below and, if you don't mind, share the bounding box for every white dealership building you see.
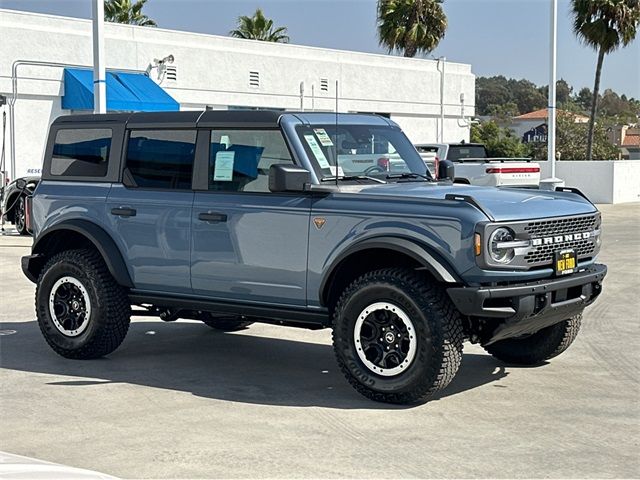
[0,8,476,179]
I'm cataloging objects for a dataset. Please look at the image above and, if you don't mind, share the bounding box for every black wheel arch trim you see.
[319,236,461,306]
[26,219,134,288]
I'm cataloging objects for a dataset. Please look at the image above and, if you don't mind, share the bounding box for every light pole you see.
[92,0,106,113]
[541,0,564,190]
[436,56,446,143]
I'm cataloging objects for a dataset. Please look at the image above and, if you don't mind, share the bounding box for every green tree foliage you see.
[230,8,289,43]
[476,76,548,116]
[571,0,640,159]
[486,102,520,123]
[377,0,447,57]
[539,79,574,106]
[476,76,640,122]
[471,121,530,158]
[528,114,619,160]
[575,87,594,111]
[104,0,156,26]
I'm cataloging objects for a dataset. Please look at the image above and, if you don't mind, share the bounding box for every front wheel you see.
[483,314,582,365]
[332,268,464,404]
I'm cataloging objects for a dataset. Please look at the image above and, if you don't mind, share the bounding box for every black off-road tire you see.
[332,268,464,404]
[483,314,582,365]
[201,314,253,332]
[15,195,29,235]
[35,249,131,359]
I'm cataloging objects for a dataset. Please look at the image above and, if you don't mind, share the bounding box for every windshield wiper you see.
[321,175,387,184]
[386,172,433,182]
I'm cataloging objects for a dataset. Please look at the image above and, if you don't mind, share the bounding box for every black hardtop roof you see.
[50,110,391,130]
[52,110,287,129]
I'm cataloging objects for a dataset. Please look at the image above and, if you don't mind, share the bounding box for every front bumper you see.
[447,264,607,344]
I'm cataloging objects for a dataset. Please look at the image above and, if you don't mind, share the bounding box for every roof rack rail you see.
[444,193,495,221]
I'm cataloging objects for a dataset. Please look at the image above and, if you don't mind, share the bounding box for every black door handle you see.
[198,211,227,223]
[111,207,137,217]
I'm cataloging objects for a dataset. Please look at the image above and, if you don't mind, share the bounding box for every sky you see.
[1,0,639,98]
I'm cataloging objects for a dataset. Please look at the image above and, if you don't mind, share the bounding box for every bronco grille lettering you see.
[532,231,594,247]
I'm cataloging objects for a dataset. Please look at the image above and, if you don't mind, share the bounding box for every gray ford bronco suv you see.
[22,111,606,404]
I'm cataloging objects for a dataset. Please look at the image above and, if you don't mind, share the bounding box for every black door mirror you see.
[15,178,27,190]
[438,160,455,182]
[269,164,311,193]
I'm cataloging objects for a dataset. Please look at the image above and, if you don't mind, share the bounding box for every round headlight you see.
[489,227,516,264]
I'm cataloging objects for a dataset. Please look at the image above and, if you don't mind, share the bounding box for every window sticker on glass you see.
[329,166,344,177]
[313,128,334,147]
[214,151,235,181]
[304,134,331,168]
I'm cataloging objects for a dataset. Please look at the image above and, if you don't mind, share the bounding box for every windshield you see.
[295,124,430,181]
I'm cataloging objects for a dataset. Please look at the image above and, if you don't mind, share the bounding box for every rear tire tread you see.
[36,248,131,359]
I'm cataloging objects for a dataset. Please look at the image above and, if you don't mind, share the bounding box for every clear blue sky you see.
[2,0,638,98]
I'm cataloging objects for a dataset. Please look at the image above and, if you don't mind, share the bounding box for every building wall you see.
[539,160,640,204]
[0,8,475,178]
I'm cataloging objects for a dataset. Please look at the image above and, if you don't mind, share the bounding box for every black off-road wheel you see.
[332,268,464,404]
[35,249,131,359]
[483,314,582,365]
[201,314,253,332]
[14,195,29,235]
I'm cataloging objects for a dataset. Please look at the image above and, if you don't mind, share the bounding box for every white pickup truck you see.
[415,143,541,187]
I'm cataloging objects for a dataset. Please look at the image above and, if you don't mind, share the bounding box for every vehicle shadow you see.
[0,320,508,410]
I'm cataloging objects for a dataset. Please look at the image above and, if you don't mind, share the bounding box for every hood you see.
[351,183,597,222]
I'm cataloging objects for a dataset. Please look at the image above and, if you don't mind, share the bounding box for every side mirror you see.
[438,160,455,182]
[15,178,27,190]
[269,164,311,193]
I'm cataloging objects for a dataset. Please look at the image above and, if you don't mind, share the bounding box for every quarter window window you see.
[126,130,196,190]
[208,130,293,193]
[51,128,111,177]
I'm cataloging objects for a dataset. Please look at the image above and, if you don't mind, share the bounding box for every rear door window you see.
[51,128,112,177]
[126,130,196,190]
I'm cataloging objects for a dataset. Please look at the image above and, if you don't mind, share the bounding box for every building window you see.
[51,128,111,177]
[320,78,329,92]
[126,130,196,190]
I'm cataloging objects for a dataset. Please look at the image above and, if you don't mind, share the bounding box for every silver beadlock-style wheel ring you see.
[48,276,91,337]
[353,302,417,377]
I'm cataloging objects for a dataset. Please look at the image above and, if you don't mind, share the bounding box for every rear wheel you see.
[14,195,28,235]
[483,314,582,365]
[201,314,253,332]
[36,249,131,359]
[332,268,464,404]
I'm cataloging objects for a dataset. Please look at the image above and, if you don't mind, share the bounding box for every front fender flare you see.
[319,236,462,305]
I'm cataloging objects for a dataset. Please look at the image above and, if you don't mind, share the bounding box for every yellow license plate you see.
[555,249,577,276]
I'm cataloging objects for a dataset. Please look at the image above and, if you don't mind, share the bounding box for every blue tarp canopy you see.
[62,68,179,112]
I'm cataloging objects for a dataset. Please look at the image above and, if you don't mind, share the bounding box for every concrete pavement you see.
[0,203,638,478]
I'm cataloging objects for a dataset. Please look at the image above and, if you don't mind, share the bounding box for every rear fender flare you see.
[31,219,133,288]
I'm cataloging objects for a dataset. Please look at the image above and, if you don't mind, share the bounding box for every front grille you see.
[524,215,598,237]
[523,214,599,265]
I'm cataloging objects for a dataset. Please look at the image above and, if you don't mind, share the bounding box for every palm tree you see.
[104,0,157,27]
[377,0,447,57]
[571,0,640,159]
[230,8,289,43]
